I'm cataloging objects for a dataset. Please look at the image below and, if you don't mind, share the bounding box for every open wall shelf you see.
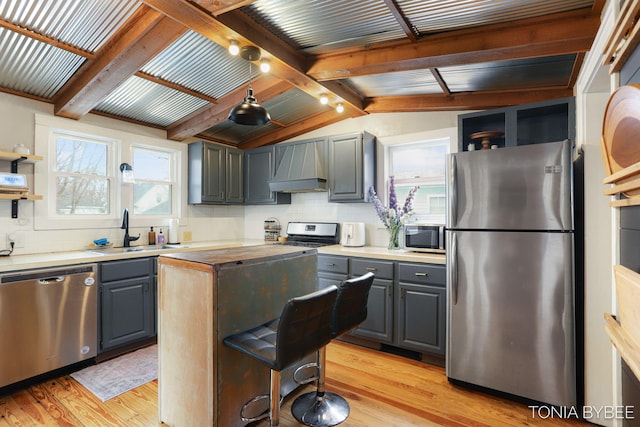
[0,150,43,218]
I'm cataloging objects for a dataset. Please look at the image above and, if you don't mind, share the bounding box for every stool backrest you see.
[332,272,375,338]
[275,285,338,370]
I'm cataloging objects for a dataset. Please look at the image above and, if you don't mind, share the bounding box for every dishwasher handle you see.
[38,276,65,284]
[0,264,96,284]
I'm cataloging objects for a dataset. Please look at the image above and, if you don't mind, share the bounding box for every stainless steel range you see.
[279,222,340,247]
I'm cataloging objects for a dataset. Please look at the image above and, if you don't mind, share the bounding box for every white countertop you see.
[318,245,446,264]
[0,241,446,273]
[0,240,265,273]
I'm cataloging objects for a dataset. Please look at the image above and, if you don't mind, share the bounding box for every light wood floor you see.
[0,341,592,426]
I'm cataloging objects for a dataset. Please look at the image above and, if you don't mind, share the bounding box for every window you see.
[387,137,449,223]
[35,114,186,230]
[132,147,175,216]
[54,133,114,215]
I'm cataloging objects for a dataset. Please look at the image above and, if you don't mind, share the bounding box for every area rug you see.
[71,345,157,402]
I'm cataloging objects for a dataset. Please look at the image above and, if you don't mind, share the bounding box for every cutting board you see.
[602,84,640,174]
[602,84,640,200]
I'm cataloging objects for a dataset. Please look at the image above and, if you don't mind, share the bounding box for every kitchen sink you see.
[87,244,189,255]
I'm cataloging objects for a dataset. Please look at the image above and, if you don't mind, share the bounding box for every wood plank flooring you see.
[0,341,592,426]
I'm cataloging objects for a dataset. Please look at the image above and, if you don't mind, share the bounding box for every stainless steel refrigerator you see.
[446,140,576,407]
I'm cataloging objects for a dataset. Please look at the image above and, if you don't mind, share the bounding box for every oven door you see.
[404,224,445,252]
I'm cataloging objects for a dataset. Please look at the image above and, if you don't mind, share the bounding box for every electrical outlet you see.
[183,231,192,242]
[7,231,25,249]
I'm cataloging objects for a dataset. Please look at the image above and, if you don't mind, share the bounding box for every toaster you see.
[341,222,365,247]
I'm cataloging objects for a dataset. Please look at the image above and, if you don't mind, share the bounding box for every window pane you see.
[390,141,447,180]
[388,138,448,222]
[134,148,170,181]
[56,177,109,214]
[56,137,107,175]
[134,183,171,215]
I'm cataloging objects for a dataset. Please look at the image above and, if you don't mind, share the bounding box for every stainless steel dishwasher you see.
[0,263,98,388]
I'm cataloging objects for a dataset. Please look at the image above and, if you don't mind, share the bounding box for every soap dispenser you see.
[148,227,156,245]
[157,228,165,244]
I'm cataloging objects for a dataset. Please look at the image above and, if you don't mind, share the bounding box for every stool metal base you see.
[291,391,349,427]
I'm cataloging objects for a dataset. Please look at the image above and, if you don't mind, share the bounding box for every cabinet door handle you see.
[415,272,429,277]
[366,267,377,271]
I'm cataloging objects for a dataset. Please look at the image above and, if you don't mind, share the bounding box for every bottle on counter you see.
[148,227,156,245]
[157,229,165,244]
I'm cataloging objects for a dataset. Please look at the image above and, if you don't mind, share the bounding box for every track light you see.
[319,94,328,105]
[336,103,344,113]
[260,59,270,73]
[228,40,239,56]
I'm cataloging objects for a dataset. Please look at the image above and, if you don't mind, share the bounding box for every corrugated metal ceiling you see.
[0,27,84,99]
[399,0,595,34]
[0,0,140,53]
[244,0,405,54]
[0,0,600,147]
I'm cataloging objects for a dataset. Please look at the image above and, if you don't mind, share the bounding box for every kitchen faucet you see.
[121,208,140,247]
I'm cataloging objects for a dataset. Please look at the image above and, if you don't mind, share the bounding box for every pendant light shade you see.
[228,85,271,125]
[228,45,271,126]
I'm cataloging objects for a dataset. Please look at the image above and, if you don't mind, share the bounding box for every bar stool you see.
[291,272,375,426]
[223,285,338,427]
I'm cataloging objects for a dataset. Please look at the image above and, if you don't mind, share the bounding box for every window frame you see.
[129,143,179,218]
[380,127,457,224]
[34,114,186,231]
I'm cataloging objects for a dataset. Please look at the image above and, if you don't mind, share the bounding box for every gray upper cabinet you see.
[458,97,575,152]
[188,141,243,204]
[328,132,376,202]
[244,146,291,205]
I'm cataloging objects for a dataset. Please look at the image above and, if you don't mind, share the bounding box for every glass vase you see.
[387,222,402,250]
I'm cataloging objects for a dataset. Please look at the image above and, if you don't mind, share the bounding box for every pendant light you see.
[228,45,271,126]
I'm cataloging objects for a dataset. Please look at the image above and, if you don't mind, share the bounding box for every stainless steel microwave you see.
[404,224,445,253]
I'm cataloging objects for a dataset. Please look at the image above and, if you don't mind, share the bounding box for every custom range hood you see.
[269,140,328,192]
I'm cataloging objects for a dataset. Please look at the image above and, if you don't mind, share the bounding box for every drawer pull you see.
[328,263,335,267]
[366,267,377,271]
[415,272,429,277]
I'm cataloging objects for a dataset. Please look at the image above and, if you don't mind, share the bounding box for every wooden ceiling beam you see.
[365,86,574,113]
[382,0,418,42]
[142,0,366,116]
[239,110,347,149]
[53,5,187,119]
[167,77,292,140]
[307,10,601,81]
[191,0,257,16]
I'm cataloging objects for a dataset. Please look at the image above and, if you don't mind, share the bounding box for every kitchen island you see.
[156,245,318,427]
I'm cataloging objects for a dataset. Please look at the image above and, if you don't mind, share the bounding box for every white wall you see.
[243,112,461,246]
[574,0,617,424]
[0,92,245,254]
[0,93,462,253]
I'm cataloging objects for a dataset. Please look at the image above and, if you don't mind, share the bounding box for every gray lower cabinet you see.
[188,141,244,204]
[317,254,446,358]
[244,145,291,205]
[396,262,446,355]
[327,132,376,202]
[317,254,348,289]
[350,258,394,343]
[99,257,156,351]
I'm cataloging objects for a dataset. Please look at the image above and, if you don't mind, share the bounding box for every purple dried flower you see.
[368,178,420,230]
[388,176,398,211]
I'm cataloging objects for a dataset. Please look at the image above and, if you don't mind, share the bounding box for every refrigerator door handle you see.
[451,232,458,305]
[448,155,457,228]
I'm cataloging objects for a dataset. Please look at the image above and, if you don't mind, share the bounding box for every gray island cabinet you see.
[157,245,318,427]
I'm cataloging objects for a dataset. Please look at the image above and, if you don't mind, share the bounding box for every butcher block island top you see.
[157,245,319,427]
